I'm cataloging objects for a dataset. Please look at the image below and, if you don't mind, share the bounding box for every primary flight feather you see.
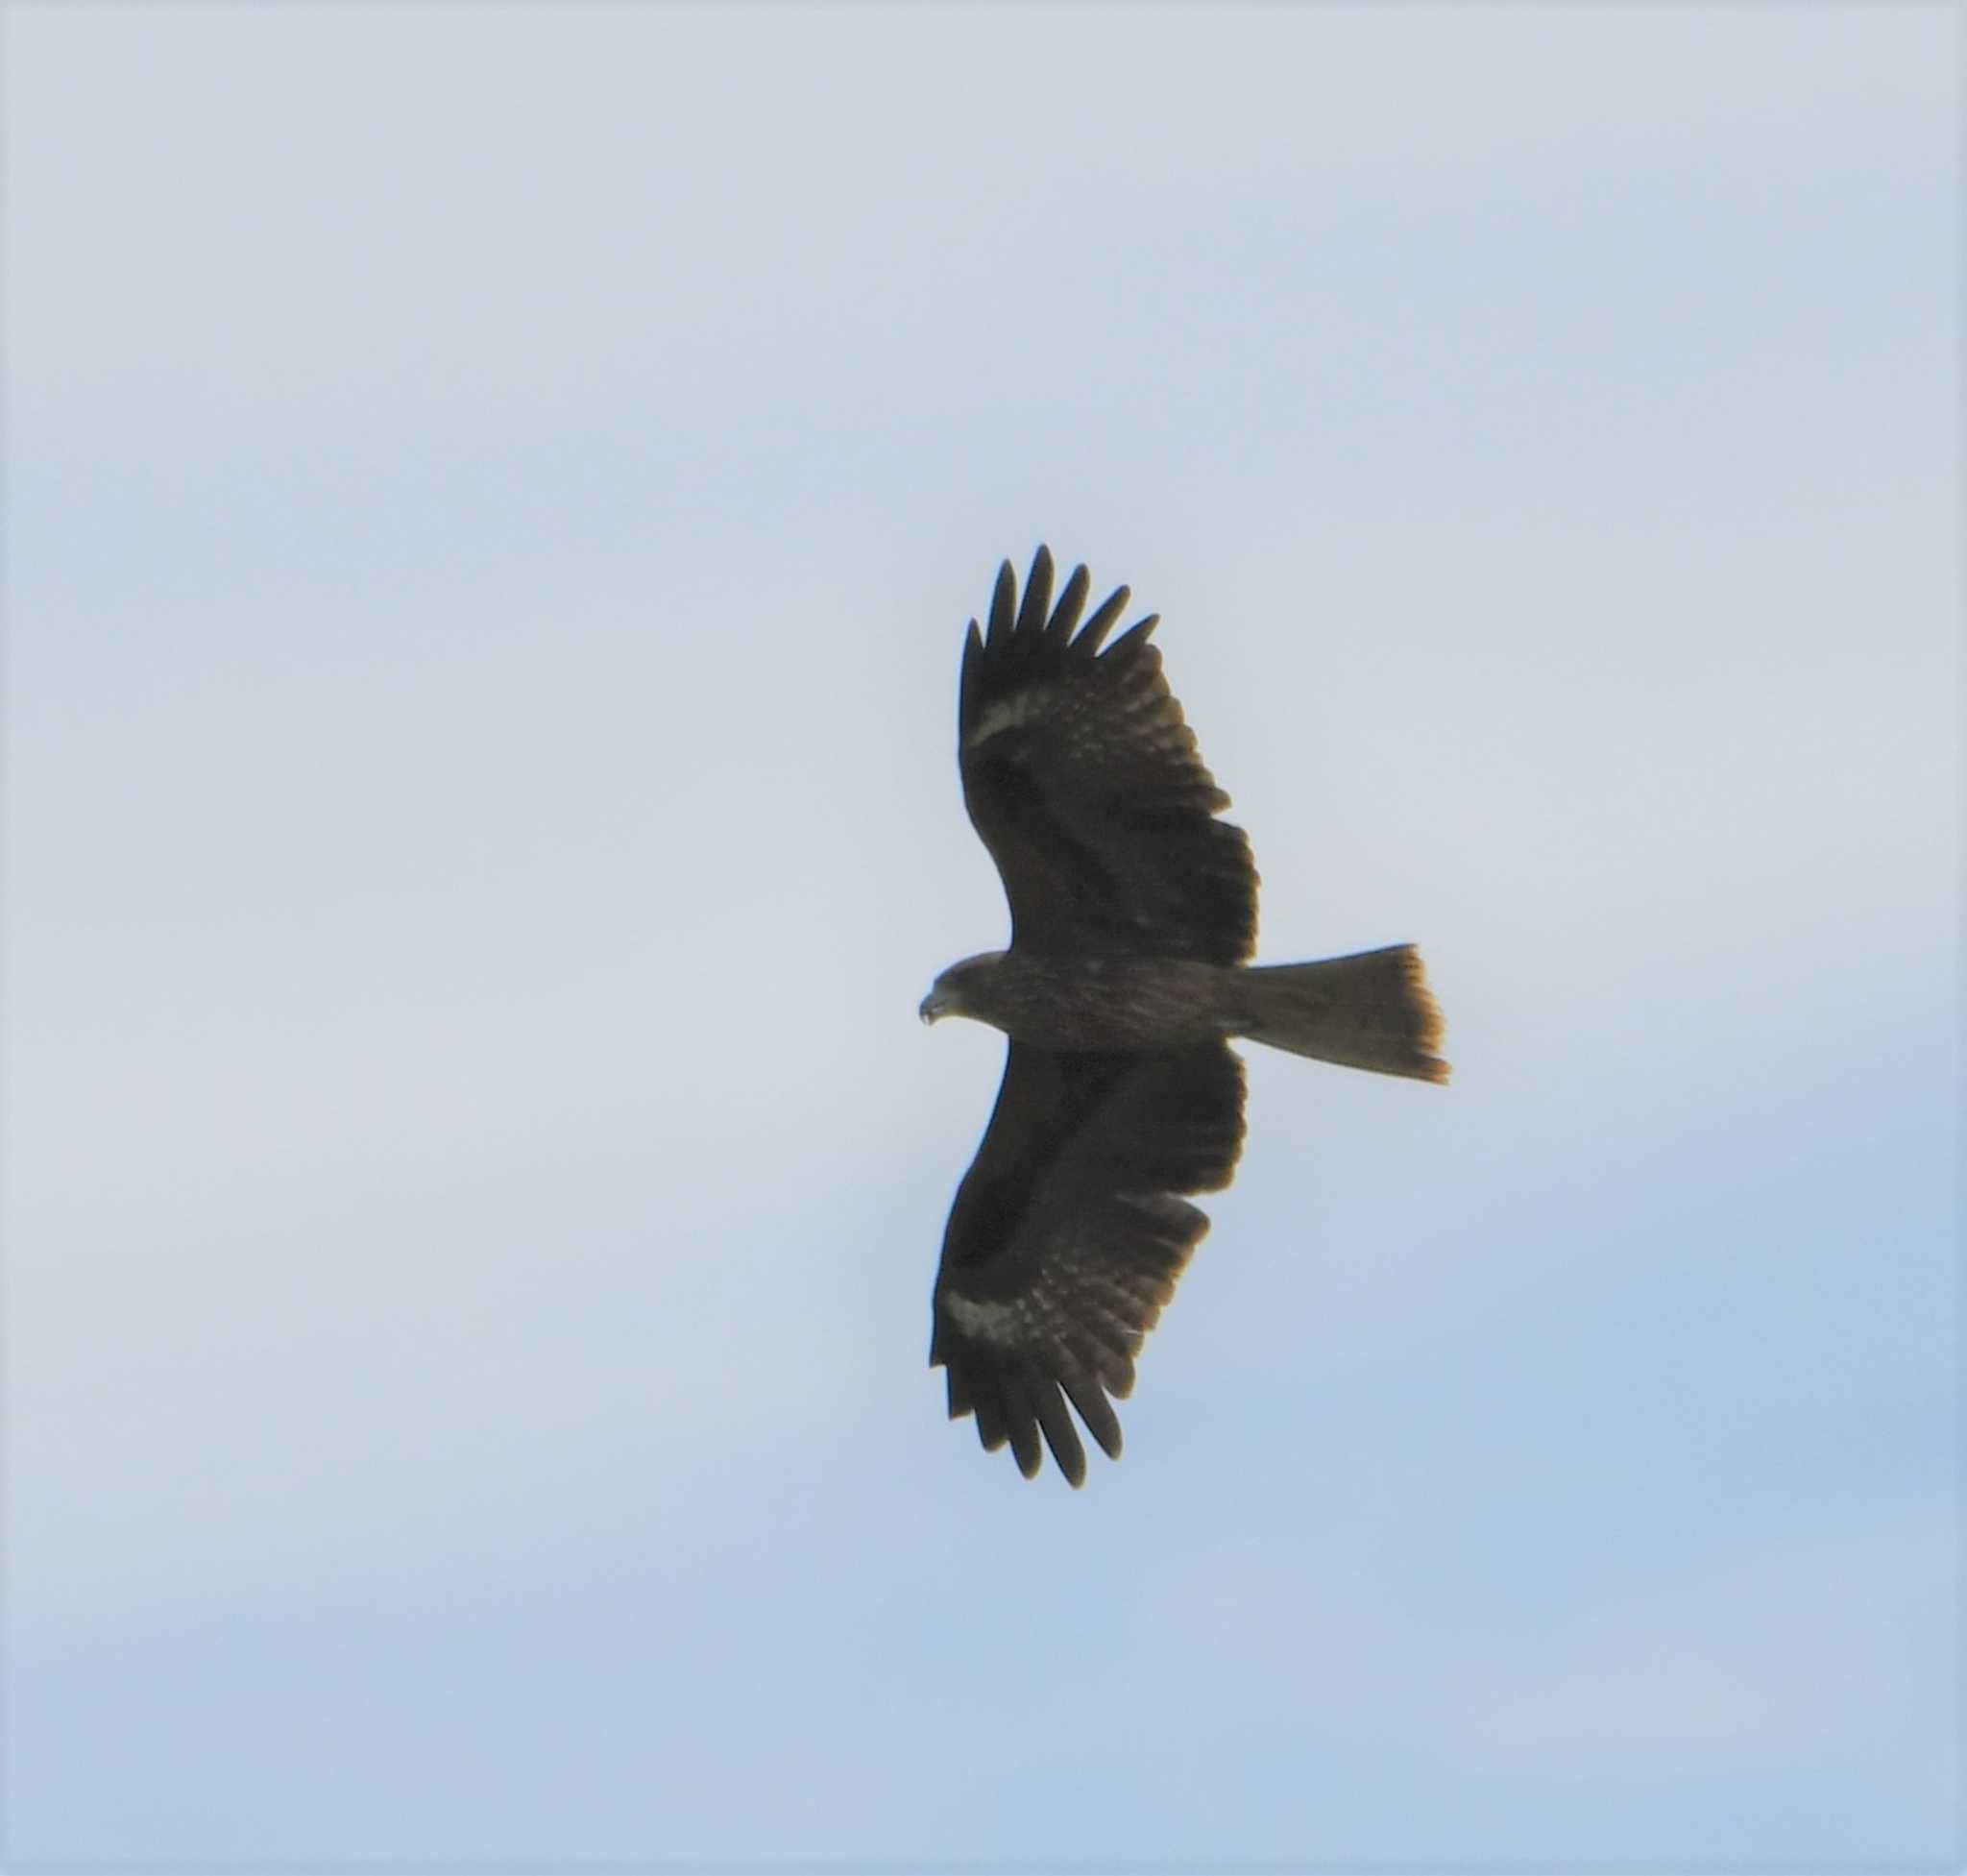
[921,548,1449,1487]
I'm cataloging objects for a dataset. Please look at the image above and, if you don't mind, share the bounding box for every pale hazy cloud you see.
[6,4,1954,1863]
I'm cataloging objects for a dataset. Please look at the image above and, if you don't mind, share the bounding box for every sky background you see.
[3,4,1957,1866]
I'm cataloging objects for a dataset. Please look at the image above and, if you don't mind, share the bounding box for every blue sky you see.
[3,4,1957,1864]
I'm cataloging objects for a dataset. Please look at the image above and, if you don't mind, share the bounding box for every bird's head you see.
[919,952,1004,1027]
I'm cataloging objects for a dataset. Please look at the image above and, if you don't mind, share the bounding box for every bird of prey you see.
[920,547,1448,1486]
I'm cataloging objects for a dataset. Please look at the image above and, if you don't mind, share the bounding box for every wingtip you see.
[978,549,1153,664]
[1015,546,1055,640]
[987,559,1017,645]
[1045,561,1090,646]
[1076,584,1132,656]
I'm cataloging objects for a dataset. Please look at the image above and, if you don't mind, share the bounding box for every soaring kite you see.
[921,547,1448,1485]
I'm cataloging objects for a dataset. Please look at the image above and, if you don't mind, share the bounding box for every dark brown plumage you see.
[922,548,1447,1486]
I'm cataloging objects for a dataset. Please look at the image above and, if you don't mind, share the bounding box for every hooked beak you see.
[918,989,946,1026]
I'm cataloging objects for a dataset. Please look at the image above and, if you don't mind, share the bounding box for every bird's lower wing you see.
[930,1040,1247,1486]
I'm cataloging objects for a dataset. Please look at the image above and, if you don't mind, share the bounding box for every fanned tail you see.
[1234,944,1449,1084]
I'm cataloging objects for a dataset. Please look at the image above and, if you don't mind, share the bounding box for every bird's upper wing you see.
[959,547,1257,965]
[930,1038,1247,1485]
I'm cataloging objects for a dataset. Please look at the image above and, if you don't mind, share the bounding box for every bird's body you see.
[924,951,1235,1050]
[922,548,1447,1486]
